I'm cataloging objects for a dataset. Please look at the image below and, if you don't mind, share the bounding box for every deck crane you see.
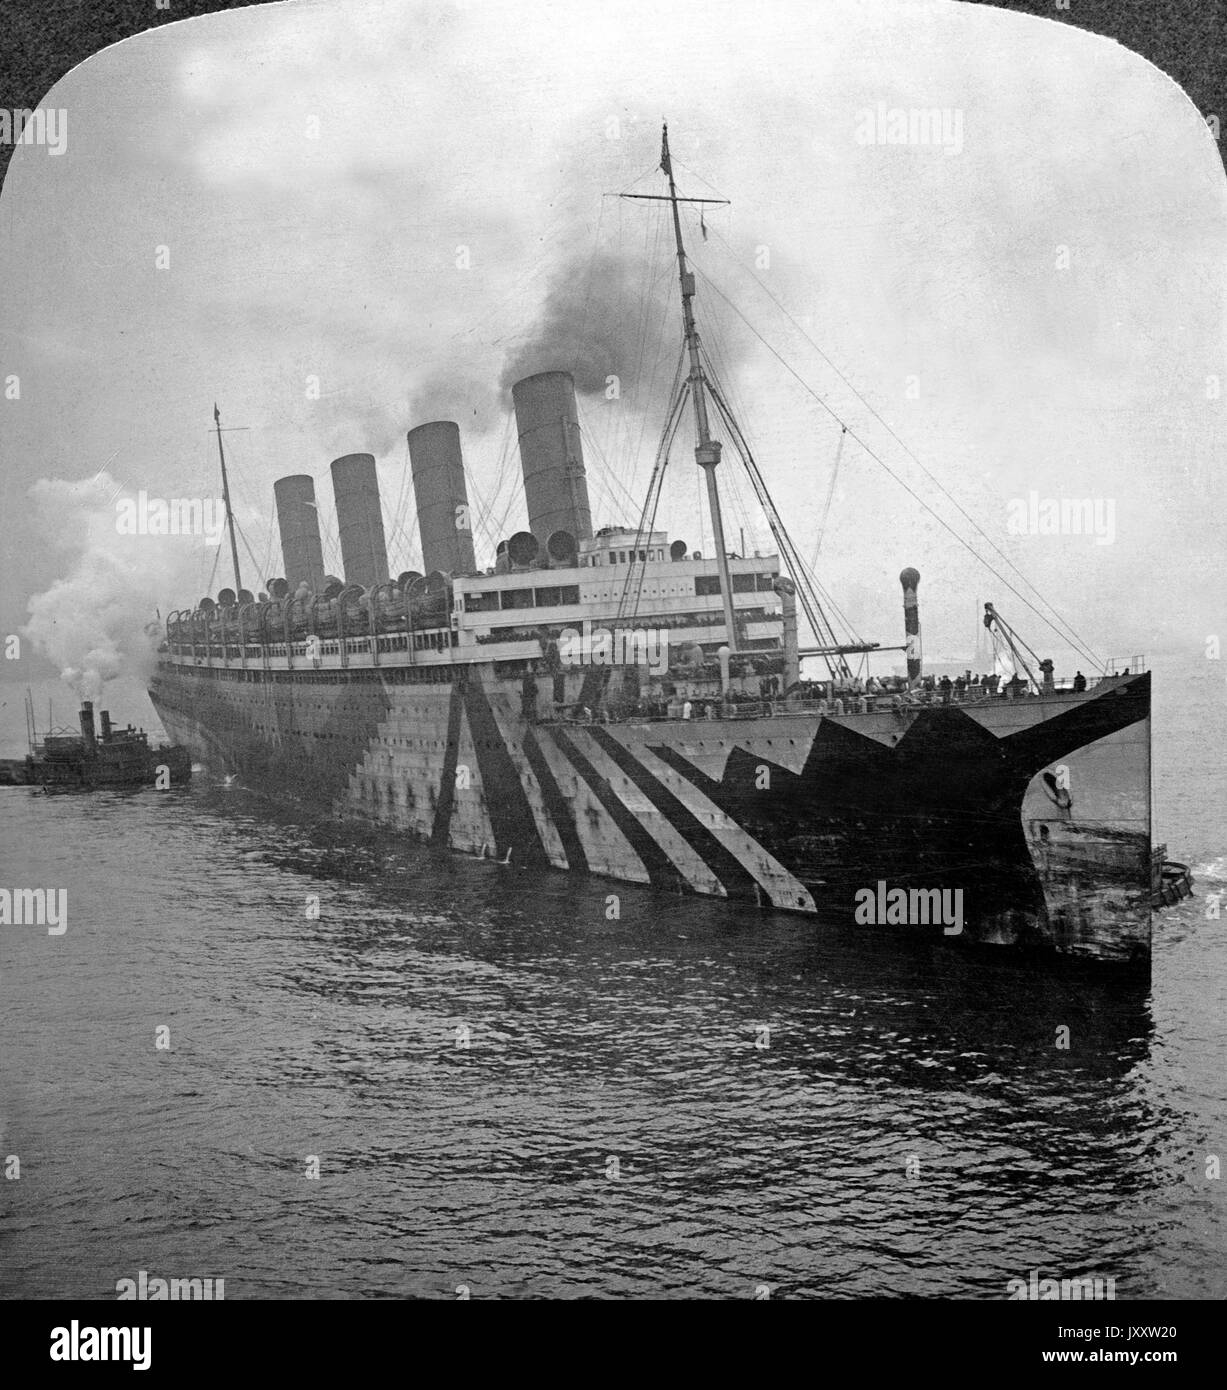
[982,602,1044,691]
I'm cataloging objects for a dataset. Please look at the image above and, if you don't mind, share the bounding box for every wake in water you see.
[1190,856,1227,885]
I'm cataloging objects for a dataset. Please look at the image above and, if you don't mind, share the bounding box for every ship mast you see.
[621,124,856,676]
[213,402,244,593]
[656,123,739,651]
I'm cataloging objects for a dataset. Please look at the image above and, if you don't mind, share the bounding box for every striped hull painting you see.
[149,662,1151,964]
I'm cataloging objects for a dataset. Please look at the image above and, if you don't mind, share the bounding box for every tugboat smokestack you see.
[899,567,922,681]
[79,700,96,750]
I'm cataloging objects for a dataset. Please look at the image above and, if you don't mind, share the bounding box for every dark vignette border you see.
[0,0,1223,187]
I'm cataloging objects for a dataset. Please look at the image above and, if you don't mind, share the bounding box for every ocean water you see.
[0,654,1224,1300]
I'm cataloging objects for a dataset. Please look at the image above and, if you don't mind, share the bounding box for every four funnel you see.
[261,370,694,588]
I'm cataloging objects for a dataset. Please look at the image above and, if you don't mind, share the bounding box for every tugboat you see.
[23,698,192,791]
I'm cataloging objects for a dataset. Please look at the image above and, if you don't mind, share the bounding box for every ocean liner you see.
[149,125,1155,965]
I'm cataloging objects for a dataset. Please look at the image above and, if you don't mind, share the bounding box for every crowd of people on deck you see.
[558,661,1094,724]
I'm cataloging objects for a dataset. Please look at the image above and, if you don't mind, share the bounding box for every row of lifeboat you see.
[166,570,453,645]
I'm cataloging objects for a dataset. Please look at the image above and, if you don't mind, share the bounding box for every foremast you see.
[658,123,739,651]
[213,402,244,594]
[621,124,856,681]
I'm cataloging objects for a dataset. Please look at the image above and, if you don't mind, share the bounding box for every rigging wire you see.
[487,415,533,544]
[695,303,762,554]
[694,266,1105,673]
[622,212,675,510]
[204,540,222,597]
[704,370,854,677]
[574,209,675,528]
[385,436,415,567]
[696,233,1105,670]
[608,201,658,514]
[202,428,276,592]
[579,396,672,526]
[231,520,266,590]
[257,521,275,588]
[697,336,860,652]
[470,411,517,557]
[810,425,847,569]
[615,367,690,624]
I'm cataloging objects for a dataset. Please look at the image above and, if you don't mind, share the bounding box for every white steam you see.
[22,472,205,701]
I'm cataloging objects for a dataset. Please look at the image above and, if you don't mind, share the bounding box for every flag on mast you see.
[659,123,671,176]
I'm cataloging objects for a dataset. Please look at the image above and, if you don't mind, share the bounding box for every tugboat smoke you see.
[21,472,199,701]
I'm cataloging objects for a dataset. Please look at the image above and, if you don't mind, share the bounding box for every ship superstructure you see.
[149,125,1155,965]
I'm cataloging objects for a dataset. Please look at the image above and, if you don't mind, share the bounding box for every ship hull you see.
[149,662,1151,965]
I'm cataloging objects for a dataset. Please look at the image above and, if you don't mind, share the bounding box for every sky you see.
[1,0,1223,694]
